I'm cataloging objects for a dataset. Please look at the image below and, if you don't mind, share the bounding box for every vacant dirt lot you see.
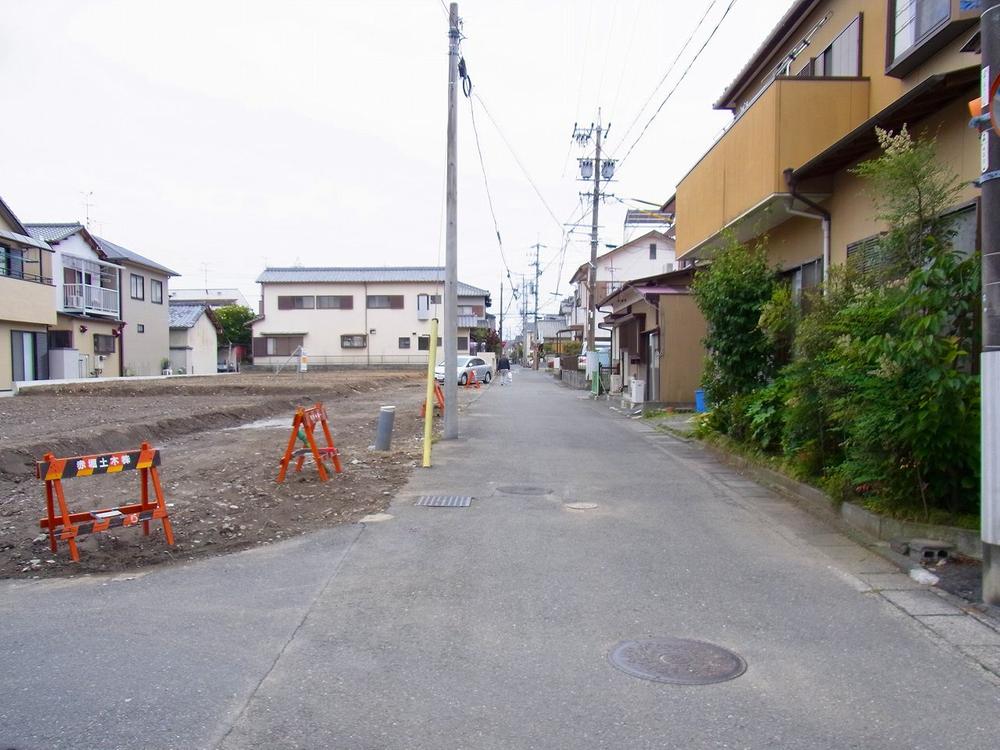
[0,371,457,578]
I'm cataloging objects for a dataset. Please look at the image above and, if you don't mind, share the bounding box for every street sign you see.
[991,72,1000,137]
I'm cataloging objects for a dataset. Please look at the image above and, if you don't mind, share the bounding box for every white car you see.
[435,356,493,385]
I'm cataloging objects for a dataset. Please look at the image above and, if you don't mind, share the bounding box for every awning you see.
[0,228,52,251]
[795,67,979,180]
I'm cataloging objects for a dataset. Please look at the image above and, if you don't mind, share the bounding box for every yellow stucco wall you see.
[660,294,707,406]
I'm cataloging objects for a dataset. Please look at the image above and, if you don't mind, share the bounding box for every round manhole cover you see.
[608,637,746,685]
[497,486,552,496]
[565,502,598,510]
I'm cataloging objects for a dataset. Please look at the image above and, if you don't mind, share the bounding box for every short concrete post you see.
[374,406,395,451]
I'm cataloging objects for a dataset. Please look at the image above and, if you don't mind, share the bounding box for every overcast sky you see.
[2,0,792,336]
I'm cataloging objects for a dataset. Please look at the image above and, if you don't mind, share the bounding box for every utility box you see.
[629,379,646,404]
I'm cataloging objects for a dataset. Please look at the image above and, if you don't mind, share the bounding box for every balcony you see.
[675,76,870,259]
[0,245,57,326]
[64,283,120,317]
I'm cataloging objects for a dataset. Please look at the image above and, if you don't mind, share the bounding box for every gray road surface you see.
[2,369,999,749]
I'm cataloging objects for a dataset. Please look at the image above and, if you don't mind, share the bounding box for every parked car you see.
[435,356,493,385]
[578,345,611,370]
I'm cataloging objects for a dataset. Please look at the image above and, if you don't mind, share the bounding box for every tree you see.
[214,305,256,348]
[471,327,502,354]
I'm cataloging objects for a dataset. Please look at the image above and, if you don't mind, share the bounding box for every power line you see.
[619,0,740,169]
[472,91,565,234]
[612,0,719,156]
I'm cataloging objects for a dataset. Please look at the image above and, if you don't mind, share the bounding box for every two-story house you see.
[94,236,178,376]
[25,223,177,379]
[673,0,982,286]
[568,230,676,347]
[25,223,124,379]
[252,267,491,367]
[0,196,56,391]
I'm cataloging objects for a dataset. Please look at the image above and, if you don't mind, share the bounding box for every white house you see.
[170,287,250,309]
[251,267,491,366]
[169,303,221,375]
[567,230,675,345]
[26,223,177,378]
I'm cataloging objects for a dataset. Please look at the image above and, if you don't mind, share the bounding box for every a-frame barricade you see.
[36,441,175,562]
[277,402,343,482]
[421,381,445,417]
[464,370,481,389]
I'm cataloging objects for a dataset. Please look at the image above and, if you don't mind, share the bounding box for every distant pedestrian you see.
[497,355,511,385]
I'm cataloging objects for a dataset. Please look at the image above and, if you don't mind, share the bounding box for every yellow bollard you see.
[422,318,439,467]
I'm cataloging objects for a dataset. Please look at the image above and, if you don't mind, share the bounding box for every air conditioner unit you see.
[629,378,646,404]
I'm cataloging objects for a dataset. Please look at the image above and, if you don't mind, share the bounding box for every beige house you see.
[599,268,706,407]
[674,0,983,282]
[0,196,56,391]
[252,267,491,367]
[169,303,221,375]
[95,236,178,376]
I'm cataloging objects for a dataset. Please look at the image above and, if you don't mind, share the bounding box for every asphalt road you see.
[3,368,999,749]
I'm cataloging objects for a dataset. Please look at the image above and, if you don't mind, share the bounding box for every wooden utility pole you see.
[443,1,459,439]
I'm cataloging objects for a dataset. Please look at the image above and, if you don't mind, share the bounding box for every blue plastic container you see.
[694,389,706,413]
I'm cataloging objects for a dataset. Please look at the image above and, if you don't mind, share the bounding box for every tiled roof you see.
[169,303,208,329]
[256,267,489,297]
[25,223,84,243]
[94,235,179,277]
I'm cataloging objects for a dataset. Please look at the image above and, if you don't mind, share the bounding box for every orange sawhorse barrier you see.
[421,381,445,417]
[36,441,175,562]
[277,402,343,482]
[463,370,482,389]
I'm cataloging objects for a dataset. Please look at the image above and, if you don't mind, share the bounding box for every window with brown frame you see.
[277,295,315,310]
[341,334,367,348]
[366,295,404,309]
[812,15,862,77]
[316,295,353,309]
[251,335,303,357]
[889,0,949,64]
[93,334,116,355]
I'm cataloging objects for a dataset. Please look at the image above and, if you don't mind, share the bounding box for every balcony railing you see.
[0,249,51,285]
[64,283,120,316]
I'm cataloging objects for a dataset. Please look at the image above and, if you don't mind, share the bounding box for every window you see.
[417,335,442,350]
[458,336,469,351]
[0,245,25,279]
[398,336,411,349]
[366,295,404,309]
[846,234,888,275]
[93,334,116,355]
[341,334,367,348]
[48,330,73,348]
[151,279,163,304]
[277,295,315,310]
[783,258,823,307]
[812,15,861,77]
[316,295,353,309]
[252,335,303,357]
[137,324,145,333]
[944,204,978,260]
[649,243,657,260]
[130,273,144,300]
[891,0,949,63]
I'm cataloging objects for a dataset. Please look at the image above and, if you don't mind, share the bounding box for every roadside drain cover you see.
[497,486,551,496]
[415,496,472,508]
[608,637,746,685]
[565,502,598,510]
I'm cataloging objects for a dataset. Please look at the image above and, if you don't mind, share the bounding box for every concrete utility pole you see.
[443,1,459,440]
[981,1,1000,604]
[588,120,602,352]
[499,276,504,351]
[531,242,545,369]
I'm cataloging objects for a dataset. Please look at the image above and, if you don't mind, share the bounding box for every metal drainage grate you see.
[415,495,472,508]
[608,637,746,685]
[497,486,552,496]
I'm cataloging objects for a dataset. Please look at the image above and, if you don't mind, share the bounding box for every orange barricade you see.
[421,381,445,417]
[277,402,343,482]
[464,370,481,389]
[36,441,175,562]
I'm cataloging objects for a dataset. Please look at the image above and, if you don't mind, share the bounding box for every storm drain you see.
[415,495,472,508]
[608,637,746,685]
[497,486,552,496]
